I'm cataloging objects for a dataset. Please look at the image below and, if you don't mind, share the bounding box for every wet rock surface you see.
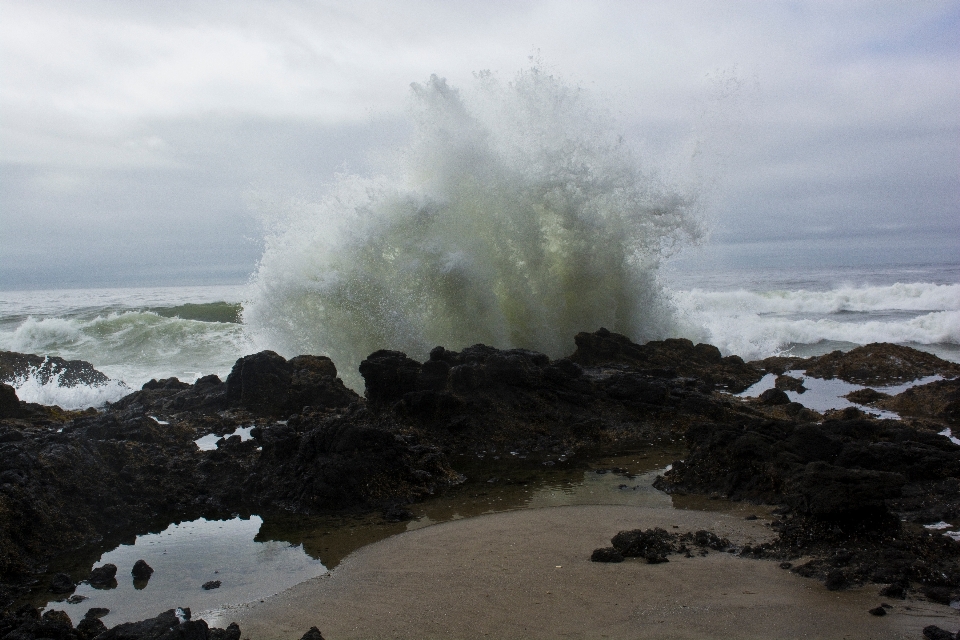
[876,378,960,426]
[0,604,319,640]
[656,409,960,600]
[0,352,111,389]
[796,342,960,385]
[2,334,959,617]
[591,527,732,564]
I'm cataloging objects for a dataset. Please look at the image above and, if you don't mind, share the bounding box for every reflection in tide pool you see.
[194,425,256,451]
[44,449,724,626]
[51,516,325,626]
[737,371,942,417]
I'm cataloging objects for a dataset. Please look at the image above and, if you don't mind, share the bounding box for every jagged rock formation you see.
[2,333,960,611]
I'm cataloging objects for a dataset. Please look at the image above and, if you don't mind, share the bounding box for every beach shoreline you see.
[218,505,951,639]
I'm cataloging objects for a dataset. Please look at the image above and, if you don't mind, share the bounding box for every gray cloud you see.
[1,0,957,288]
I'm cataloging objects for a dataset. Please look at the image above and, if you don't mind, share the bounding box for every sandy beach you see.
[214,505,954,639]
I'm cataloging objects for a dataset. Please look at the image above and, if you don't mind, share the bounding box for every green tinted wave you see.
[152,302,242,324]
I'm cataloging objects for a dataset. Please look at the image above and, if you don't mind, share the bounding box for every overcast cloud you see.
[1,0,957,288]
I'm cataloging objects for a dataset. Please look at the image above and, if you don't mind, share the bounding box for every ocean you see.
[1,259,957,411]
[2,71,957,409]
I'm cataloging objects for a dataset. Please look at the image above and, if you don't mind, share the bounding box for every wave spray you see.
[244,68,702,387]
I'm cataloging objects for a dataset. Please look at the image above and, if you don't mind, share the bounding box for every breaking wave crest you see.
[2,311,252,389]
[244,68,701,385]
[10,367,130,410]
[672,283,960,361]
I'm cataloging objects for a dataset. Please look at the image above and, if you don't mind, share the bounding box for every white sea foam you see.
[673,282,960,315]
[10,368,129,410]
[672,283,960,361]
[1,310,253,390]
[244,68,701,387]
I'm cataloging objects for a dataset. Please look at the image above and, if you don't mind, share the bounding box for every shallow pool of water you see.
[737,371,942,418]
[194,425,255,451]
[44,516,325,626]
[38,446,754,626]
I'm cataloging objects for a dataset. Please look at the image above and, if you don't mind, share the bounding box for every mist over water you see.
[244,69,702,384]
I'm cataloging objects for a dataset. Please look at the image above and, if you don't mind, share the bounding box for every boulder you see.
[0,383,22,419]
[358,350,422,405]
[131,559,154,580]
[49,572,75,594]
[226,351,356,415]
[0,351,111,388]
[803,343,960,384]
[759,388,791,405]
[787,461,904,521]
[88,563,118,589]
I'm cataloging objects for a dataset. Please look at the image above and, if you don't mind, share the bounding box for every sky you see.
[1,0,958,289]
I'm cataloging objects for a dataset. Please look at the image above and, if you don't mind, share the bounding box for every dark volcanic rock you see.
[246,408,458,512]
[657,417,958,513]
[877,378,960,426]
[225,351,356,415]
[758,388,790,405]
[209,623,241,640]
[775,375,806,393]
[924,626,957,640]
[594,527,732,564]
[359,350,422,406]
[611,527,677,559]
[94,608,238,640]
[0,383,22,419]
[802,343,960,385]
[787,461,904,522]
[568,328,763,392]
[845,388,891,405]
[590,547,625,563]
[132,559,154,580]
[202,580,221,590]
[0,350,111,388]
[355,332,755,455]
[299,628,326,640]
[49,572,75,594]
[77,616,108,639]
[88,563,118,588]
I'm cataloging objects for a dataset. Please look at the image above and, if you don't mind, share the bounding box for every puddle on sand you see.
[39,516,325,626]
[39,445,763,626]
[246,447,685,573]
[737,371,943,418]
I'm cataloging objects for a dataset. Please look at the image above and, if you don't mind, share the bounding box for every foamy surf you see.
[244,69,702,387]
[671,282,960,362]
[0,286,254,407]
[9,367,130,410]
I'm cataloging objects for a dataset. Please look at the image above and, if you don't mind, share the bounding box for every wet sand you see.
[213,505,955,639]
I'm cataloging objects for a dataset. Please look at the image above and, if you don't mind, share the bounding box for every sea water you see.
[1,262,957,409]
[1,68,956,407]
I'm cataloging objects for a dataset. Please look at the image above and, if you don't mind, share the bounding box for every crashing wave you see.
[244,68,702,387]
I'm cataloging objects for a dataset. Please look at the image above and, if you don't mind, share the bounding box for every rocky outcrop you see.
[243,407,458,513]
[800,343,960,385]
[655,413,960,594]
[656,417,959,514]
[591,527,732,564]
[3,337,960,612]
[0,604,323,640]
[0,351,110,388]
[876,378,960,426]
[568,328,764,392]
[225,352,357,416]
[752,344,960,385]
[109,351,359,419]
[357,335,758,454]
